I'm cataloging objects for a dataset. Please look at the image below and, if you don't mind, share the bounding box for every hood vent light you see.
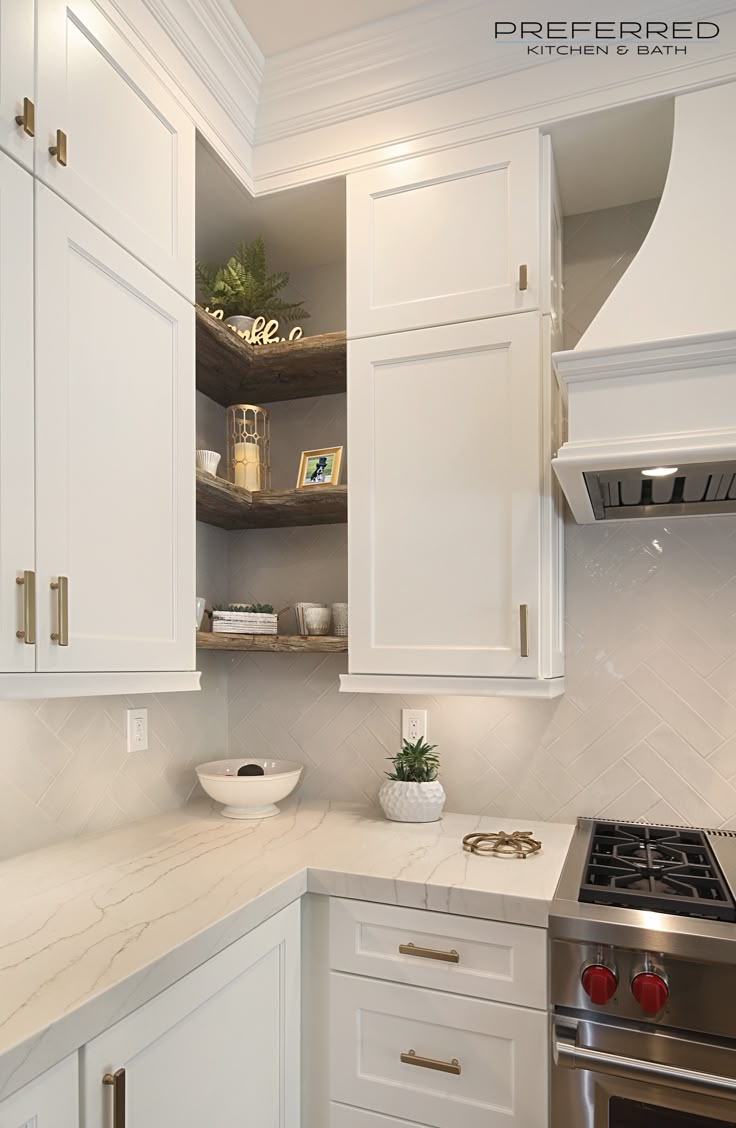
[584,463,736,521]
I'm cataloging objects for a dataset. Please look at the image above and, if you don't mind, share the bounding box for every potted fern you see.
[379,738,446,823]
[196,236,309,333]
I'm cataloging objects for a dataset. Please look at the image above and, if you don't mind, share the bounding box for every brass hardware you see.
[50,577,69,645]
[519,603,529,658]
[15,571,36,644]
[518,264,528,291]
[49,129,68,166]
[15,97,35,137]
[103,1068,126,1127]
[400,1050,461,1076]
[399,942,459,964]
[463,830,542,859]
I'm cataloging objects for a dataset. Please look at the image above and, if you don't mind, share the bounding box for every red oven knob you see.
[581,964,617,1005]
[631,972,669,1015]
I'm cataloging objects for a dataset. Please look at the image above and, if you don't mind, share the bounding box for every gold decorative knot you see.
[462,830,542,859]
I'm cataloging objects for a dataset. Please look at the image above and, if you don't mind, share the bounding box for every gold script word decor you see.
[462,830,542,859]
[205,308,304,345]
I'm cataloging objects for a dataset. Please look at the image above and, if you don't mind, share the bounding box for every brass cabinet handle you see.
[103,1068,126,1127]
[49,129,68,166]
[518,263,528,291]
[50,577,69,645]
[400,1049,461,1076]
[15,97,35,137]
[15,571,36,644]
[399,942,459,964]
[519,603,529,657]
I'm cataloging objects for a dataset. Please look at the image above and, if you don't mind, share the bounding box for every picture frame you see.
[296,446,343,489]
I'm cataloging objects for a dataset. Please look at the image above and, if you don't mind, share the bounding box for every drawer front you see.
[332,1103,430,1128]
[329,898,546,1009]
[330,973,547,1128]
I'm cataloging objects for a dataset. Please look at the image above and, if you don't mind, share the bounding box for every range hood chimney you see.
[552,82,736,522]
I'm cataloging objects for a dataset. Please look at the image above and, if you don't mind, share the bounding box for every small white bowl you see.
[196,758,303,820]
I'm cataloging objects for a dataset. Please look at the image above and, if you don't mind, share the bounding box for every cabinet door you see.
[348,314,542,678]
[34,185,194,673]
[0,153,34,673]
[0,1054,78,1128]
[82,902,300,1128]
[0,1,34,170]
[36,0,194,297]
[347,132,540,338]
[331,973,547,1128]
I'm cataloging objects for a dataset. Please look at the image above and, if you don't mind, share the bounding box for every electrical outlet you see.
[126,707,148,753]
[402,709,427,744]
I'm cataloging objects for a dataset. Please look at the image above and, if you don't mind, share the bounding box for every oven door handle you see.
[554,1029,736,1100]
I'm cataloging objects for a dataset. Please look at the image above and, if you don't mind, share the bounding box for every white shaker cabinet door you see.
[347,131,540,338]
[0,1055,78,1128]
[348,314,543,679]
[0,152,34,672]
[82,902,301,1128]
[34,185,194,674]
[36,0,195,298]
[0,0,34,170]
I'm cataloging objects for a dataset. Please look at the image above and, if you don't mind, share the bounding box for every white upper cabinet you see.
[347,132,540,338]
[34,185,194,674]
[82,903,301,1128]
[347,313,559,686]
[0,1,35,170]
[0,152,34,673]
[36,0,195,298]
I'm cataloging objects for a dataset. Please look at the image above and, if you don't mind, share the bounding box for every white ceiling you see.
[232,0,432,55]
[549,98,675,216]
[196,138,345,270]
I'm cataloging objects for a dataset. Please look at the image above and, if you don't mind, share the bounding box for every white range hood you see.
[552,81,736,523]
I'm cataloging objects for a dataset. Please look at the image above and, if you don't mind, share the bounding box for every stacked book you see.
[212,610,278,635]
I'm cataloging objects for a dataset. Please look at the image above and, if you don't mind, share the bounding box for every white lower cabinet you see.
[330,973,547,1128]
[332,1105,431,1128]
[0,1054,78,1128]
[82,902,300,1128]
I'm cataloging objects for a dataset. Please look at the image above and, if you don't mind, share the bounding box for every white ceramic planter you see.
[225,315,256,334]
[378,779,446,823]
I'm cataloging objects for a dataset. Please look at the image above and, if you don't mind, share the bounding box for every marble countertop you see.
[0,799,574,1100]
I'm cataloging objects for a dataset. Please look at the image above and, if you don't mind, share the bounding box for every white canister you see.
[196,450,221,477]
[304,606,332,636]
[331,603,348,636]
[196,597,206,630]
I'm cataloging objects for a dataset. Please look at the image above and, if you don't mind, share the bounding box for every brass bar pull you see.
[50,577,69,646]
[400,1050,461,1076]
[15,571,36,644]
[103,1068,126,1128]
[518,263,528,291]
[399,942,459,964]
[519,603,529,658]
[49,129,68,166]
[15,97,35,137]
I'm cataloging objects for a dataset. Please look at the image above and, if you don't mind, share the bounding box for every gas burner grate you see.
[579,822,736,921]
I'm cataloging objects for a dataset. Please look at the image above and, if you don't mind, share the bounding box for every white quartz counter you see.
[0,799,574,1100]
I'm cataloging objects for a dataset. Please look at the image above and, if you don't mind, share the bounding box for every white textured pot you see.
[225,315,256,334]
[379,779,446,823]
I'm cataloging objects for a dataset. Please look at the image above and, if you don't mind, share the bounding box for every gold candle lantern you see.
[226,404,270,492]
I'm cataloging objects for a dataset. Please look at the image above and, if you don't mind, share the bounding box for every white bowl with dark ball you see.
[196,758,303,819]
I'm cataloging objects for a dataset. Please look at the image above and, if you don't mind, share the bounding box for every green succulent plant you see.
[195,236,309,324]
[386,738,440,783]
[213,603,275,615]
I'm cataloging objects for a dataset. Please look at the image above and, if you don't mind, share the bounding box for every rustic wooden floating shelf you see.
[196,632,347,653]
[196,307,347,406]
[196,469,347,530]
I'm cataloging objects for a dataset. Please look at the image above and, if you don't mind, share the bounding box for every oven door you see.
[552,1014,736,1128]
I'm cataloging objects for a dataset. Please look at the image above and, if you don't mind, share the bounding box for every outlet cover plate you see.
[402,709,427,744]
[127,707,148,753]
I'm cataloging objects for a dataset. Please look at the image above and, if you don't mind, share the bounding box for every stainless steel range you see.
[550,819,736,1127]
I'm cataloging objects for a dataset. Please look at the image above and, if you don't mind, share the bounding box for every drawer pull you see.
[518,263,528,291]
[103,1068,126,1127]
[15,97,35,137]
[49,129,68,166]
[50,576,69,645]
[399,942,459,964]
[401,1049,461,1076]
[519,603,529,657]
